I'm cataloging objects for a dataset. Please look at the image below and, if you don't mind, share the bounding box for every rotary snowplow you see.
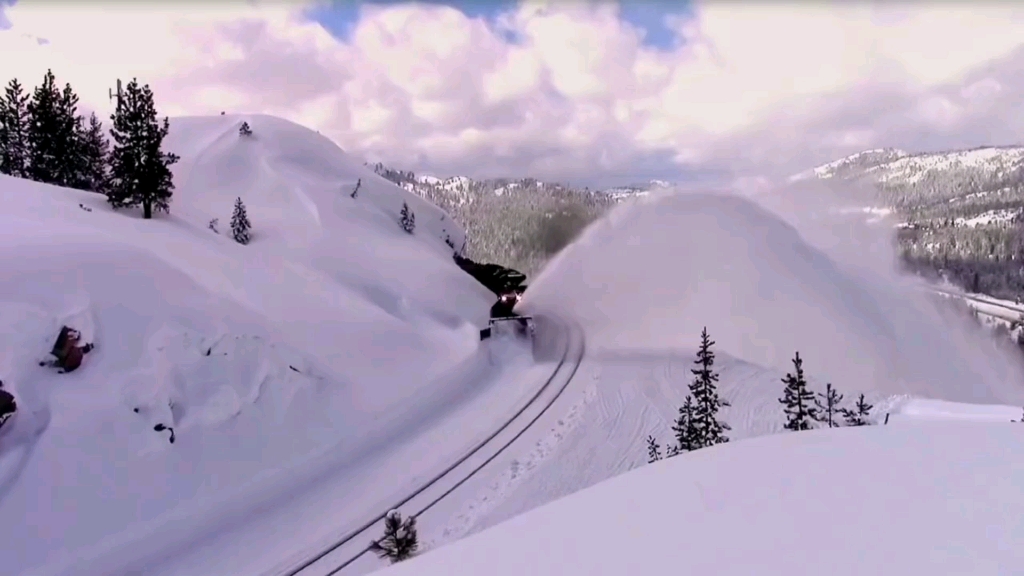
[480,290,535,341]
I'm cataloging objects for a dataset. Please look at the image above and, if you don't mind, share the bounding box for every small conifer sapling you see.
[230,197,251,245]
[779,351,818,431]
[689,327,731,448]
[646,435,662,463]
[841,393,874,427]
[814,383,844,428]
[399,202,415,234]
[369,510,419,564]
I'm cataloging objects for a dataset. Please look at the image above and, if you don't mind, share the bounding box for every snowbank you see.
[524,191,1024,406]
[0,114,496,575]
[383,421,1024,576]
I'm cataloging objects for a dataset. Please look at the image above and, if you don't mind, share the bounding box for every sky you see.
[1,1,1024,187]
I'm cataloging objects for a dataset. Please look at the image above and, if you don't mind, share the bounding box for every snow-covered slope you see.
[0,114,499,575]
[412,189,1024,550]
[807,146,1024,185]
[381,409,1024,576]
[526,191,1024,403]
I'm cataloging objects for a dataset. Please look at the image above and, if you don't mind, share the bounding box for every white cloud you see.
[2,0,1024,184]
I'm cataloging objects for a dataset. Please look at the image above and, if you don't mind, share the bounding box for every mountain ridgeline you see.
[375,145,1024,302]
[800,146,1024,300]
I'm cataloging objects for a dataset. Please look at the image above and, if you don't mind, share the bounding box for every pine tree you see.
[231,197,251,244]
[0,78,31,178]
[841,393,874,426]
[814,383,844,428]
[646,435,662,463]
[77,113,110,194]
[54,82,87,189]
[369,510,418,564]
[107,78,179,218]
[26,70,62,184]
[689,327,730,448]
[671,395,699,453]
[779,351,818,431]
[400,202,415,233]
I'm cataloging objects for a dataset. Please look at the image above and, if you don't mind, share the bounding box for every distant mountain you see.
[367,162,622,277]
[797,146,1024,300]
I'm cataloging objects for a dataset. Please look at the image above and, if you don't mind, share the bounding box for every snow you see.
[393,188,1024,556]
[524,191,1024,405]
[954,208,1021,228]
[379,416,1024,576]
[0,114,512,576]
[6,113,1024,576]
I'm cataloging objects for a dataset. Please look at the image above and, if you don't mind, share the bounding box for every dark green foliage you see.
[78,113,110,194]
[0,78,31,178]
[814,383,844,428]
[369,511,418,564]
[26,70,86,187]
[671,395,699,453]
[231,197,251,244]
[841,393,874,426]
[779,351,818,431]
[689,327,731,447]
[400,202,415,233]
[107,78,179,218]
[646,435,662,463]
[26,70,62,184]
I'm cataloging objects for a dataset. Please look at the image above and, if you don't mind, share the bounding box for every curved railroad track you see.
[268,314,586,576]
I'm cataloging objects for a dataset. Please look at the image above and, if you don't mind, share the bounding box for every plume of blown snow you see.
[523,188,1024,406]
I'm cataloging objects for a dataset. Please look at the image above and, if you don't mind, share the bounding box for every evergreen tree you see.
[814,383,844,428]
[646,435,662,463]
[107,78,179,218]
[671,395,699,453]
[369,510,418,564]
[77,113,110,194]
[0,78,31,178]
[779,351,818,431]
[400,202,415,233]
[54,82,87,188]
[26,69,62,184]
[841,393,874,427]
[231,197,251,244]
[689,327,731,448]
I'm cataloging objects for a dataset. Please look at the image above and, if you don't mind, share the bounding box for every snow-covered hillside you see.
[526,191,1024,403]
[0,114,503,575]
[401,189,1024,554]
[380,405,1024,576]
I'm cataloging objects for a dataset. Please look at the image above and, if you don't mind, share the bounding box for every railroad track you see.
[267,315,586,576]
[929,287,1024,322]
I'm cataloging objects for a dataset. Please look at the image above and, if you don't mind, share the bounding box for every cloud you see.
[2,1,1024,185]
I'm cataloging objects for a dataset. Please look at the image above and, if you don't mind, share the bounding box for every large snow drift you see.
[382,420,1024,576]
[525,191,1024,406]
[0,114,497,575]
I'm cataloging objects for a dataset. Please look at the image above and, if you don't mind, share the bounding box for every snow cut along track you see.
[270,315,586,576]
